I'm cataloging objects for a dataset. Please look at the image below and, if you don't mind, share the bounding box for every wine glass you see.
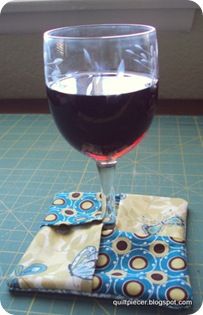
[43,24,158,228]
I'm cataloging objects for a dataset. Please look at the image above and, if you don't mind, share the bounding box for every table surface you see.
[0,114,202,315]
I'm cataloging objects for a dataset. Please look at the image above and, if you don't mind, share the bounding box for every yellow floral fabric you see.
[10,223,103,292]
[116,194,187,240]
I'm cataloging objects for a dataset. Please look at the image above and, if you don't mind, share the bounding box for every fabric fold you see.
[41,192,105,227]
[8,223,103,293]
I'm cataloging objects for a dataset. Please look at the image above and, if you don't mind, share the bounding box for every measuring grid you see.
[0,114,202,315]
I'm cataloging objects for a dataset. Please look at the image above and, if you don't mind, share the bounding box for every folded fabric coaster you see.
[8,193,193,309]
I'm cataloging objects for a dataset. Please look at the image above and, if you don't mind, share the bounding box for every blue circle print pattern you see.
[93,229,192,308]
[41,192,104,226]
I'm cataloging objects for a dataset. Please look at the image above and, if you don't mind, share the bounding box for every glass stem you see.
[96,160,117,227]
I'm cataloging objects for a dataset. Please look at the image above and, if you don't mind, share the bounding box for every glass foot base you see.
[102,206,116,229]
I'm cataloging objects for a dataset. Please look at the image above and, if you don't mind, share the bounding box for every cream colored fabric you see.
[16,223,103,292]
[116,194,187,240]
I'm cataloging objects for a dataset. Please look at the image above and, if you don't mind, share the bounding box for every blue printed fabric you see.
[93,228,192,307]
[41,192,104,226]
[41,191,121,227]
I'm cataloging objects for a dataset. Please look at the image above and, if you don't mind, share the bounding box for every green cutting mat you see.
[0,114,202,315]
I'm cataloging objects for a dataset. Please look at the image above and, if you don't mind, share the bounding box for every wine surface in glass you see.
[47,72,158,161]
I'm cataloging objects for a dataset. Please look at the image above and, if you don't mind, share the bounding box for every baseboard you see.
[0,99,202,115]
[156,99,203,115]
[0,99,49,114]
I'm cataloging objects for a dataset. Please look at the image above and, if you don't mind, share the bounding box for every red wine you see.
[47,73,158,161]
